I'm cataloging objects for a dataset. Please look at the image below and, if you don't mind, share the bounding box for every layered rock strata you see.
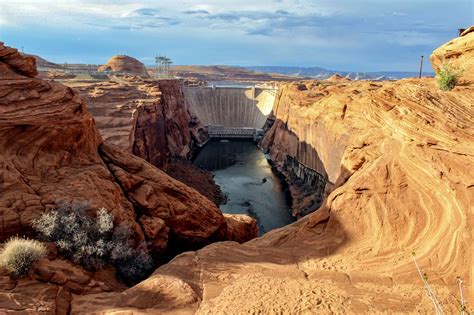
[431,26,474,82]
[0,42,257,312]
[67,77,216,200]
[67,78,208,160]
[73,32,472,313]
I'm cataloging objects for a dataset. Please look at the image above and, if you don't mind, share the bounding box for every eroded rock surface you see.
[431,27,474,82]
[98,55,149,77]
[67,78,208,168]
[0,42,257,313]
[73,32,473,313]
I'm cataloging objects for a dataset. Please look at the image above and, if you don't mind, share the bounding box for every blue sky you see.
[0,0,472,71]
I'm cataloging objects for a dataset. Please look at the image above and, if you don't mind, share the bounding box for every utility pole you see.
[419,55,424,79]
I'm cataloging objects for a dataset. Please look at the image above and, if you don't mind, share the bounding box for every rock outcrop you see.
[0,252,126,315]
[67,78,208,168]
[131,79,208,168]
[72,32,472,313]
[431,26,474,82]
[98,55,149,77]
[0,42,258,312]
[20,52,63,69]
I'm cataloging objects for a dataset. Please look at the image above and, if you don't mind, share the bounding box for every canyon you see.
[0,27,473,315]
[0,42,256,313]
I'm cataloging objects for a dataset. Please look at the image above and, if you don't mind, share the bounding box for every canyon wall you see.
[68,78,208,168]
[72,32,473,313]
[260,80,351,216]
[68,78,217,203]
[0,42,256,313]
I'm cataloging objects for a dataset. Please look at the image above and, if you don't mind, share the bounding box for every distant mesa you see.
[98,55,149,77]
[327,73,350,82]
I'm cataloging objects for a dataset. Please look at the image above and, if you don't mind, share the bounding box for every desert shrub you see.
[0,237,47,277]
[436,62,463,91]
[33,201,153,284]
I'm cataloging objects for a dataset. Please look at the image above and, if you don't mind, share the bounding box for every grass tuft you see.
[0,237,47,277]
[436,62,463,91]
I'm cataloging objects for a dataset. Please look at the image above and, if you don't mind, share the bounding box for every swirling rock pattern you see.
[74,32,472,313]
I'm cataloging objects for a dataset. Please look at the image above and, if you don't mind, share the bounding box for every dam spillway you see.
[184,86,277,139]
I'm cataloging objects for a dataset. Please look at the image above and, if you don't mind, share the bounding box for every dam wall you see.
[184,87,277,132]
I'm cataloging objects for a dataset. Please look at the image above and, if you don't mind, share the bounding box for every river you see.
[193,140,294,235]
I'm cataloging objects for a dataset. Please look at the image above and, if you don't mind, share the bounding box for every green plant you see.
[33,201,153,284]
[0,237,47,277]
[436,62,463,91]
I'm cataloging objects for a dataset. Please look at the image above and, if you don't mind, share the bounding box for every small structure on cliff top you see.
[155,55,173,78]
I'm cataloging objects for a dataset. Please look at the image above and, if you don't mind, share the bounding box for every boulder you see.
[430,25,474,82]
[216,214,258,243]
[98,55,149,77]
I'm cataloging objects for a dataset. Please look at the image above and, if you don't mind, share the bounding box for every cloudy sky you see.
[0,0,472,71]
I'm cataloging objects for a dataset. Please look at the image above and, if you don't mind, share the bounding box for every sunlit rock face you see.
[98,55,149,77]
[73,31,473,314]
[431,26,474,82]
[68,78,208,168]
[0,42,258,313]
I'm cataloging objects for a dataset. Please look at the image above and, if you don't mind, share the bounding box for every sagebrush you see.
[0,237,47,277]
[436,62,463,91]
[33,201,153,284]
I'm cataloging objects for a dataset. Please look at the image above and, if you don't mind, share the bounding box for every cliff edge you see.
[74,31,472,313]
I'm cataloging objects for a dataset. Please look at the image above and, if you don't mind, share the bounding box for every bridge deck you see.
[207,125,264,140]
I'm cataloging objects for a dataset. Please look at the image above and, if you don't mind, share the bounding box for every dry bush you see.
[0,237,47,277]
[33,201,153,284]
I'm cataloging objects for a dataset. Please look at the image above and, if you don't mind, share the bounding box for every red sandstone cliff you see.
[131,79,208,168]
[0,42,256,312]
[0,41,231,248]
[67,78,208,168]
[67,77,216,203]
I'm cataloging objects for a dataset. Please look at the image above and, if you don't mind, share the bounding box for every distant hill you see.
[20,53,63,69]
[162,65,296,82]
[243,66,433,80]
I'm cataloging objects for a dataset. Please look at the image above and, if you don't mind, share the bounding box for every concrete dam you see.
[184,86,277,139]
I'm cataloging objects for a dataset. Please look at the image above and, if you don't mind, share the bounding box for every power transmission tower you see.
[155,55,173,78]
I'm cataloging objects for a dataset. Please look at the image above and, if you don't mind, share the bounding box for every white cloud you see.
[1,0,470,70]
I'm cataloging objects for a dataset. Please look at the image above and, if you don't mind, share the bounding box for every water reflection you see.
[193,140,294,235]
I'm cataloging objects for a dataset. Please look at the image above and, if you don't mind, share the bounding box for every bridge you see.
[207,125,265,140]
[184,86,278,140]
